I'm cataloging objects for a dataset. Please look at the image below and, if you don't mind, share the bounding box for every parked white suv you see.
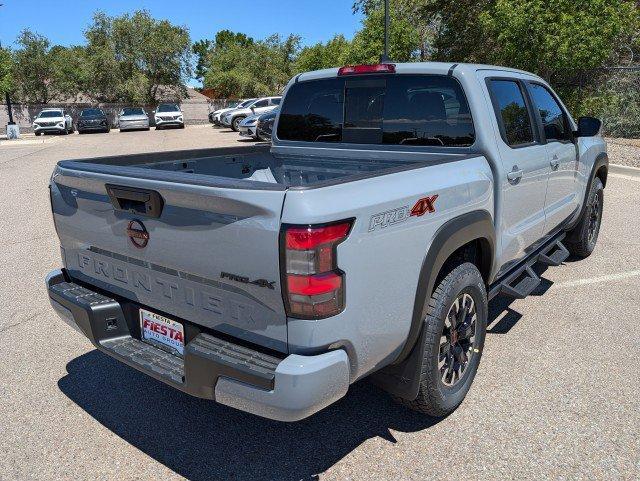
[154,104,184,130]
[221,96,281,131]
[33,108,73,135]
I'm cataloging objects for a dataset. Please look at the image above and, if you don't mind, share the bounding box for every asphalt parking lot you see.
[0,126,638,481]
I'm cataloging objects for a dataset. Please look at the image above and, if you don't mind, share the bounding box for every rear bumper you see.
[46,269,350,422]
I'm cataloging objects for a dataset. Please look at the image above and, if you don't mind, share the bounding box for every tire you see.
[565,177,604,258]
[231,116,245,132]
[395,262,488,417]
[180,123,185,129]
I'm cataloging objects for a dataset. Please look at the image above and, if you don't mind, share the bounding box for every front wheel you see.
[395,262,487,417]
[565,177,604,258]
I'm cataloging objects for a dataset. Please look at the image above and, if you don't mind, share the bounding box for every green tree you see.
[84,10,192,102]
[193,39,212,82]
[50,45,89,101]
[353,0,436,60]
[83,11,121,102]
[12,30,54,103]
[295,35,351,72]
[347,6,420,64]
[203,32,300,98]
[0,47,14,98]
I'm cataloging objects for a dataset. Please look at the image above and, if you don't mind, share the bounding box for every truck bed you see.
[57,145,469,190]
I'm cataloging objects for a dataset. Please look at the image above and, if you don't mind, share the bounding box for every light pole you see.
[380,0,390,63]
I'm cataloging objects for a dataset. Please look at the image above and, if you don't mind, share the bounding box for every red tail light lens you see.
[338,63,396,76]
[282,220,352,319]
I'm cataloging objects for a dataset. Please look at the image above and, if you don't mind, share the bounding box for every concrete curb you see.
[610,163,640,178]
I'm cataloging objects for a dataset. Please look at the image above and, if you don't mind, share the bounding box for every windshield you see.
[38,111,63,118]
[122,108,145,116]
[277,74,475,147]
[239,99,256,108]
[80,109,104,117]
[157,104,179,112]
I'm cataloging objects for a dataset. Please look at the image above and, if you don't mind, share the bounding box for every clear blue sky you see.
[0,0,363,85]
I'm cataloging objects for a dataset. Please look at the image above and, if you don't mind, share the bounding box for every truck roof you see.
[295,61,540,83]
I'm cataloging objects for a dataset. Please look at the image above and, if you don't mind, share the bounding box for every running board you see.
[489,233,568,300]
[539,239,570,266]
[498,265,540,299]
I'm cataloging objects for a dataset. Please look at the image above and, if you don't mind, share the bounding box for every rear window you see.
[488,80,534,147]
[122,108,145,116]
[277,74,474,147]
[38,110,63,118]
[157,104,179,112]
[81,109,104,117]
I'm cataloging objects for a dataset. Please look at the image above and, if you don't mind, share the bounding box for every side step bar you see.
[489,234,569,300]
[539,239,570,266]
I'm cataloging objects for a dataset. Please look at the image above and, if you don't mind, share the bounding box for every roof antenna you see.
[380,0,390,63]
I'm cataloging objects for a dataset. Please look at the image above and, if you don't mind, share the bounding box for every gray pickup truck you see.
[46,62,608,422]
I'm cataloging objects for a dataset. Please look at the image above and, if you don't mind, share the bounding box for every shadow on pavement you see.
[59,350,440,481]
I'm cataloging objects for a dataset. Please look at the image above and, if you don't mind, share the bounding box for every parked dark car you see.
[255,108,278,141]
[77,108,110,134]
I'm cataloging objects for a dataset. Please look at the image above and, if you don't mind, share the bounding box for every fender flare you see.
[565,151,608,233]
[371,210,495,400]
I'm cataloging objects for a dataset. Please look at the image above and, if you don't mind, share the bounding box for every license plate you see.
[139,309,185,356]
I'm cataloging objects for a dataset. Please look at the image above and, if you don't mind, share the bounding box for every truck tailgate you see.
[50,166,288,353]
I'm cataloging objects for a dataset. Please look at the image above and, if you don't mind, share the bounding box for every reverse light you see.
[282,220,352,319]
[338,63,396,76]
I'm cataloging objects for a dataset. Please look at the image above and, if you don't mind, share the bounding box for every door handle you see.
[550,158,560,171]
[507,167,523,184]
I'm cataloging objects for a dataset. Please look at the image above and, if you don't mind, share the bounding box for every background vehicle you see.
[33,108,73,135]
[208,100,251,125]
[221,96,281,131]
[77,108,110,134]
[46,62,607,422]
[237,113,261,139]
[255,108,278,141]
[154,104,184,129]
[118,107,150,132]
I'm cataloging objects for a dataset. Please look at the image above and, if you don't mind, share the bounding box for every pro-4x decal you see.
[369,194,438,231]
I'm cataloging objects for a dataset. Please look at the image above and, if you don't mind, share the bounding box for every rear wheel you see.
[566,177,604,258]
[395,262,487,417]
[232,116,245,132]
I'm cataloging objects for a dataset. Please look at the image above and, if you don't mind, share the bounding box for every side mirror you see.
[575,116,602,137]
[250,107,255,113]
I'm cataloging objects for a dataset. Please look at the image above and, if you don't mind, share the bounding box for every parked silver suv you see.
[221,96,281,131]
[154,104,184,130]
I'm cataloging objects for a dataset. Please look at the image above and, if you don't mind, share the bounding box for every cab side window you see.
[528,83,572,142]
[488,80,535,148]
[253,99,269,108]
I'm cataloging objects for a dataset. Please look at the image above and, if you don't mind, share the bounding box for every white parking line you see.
[552,269,640,289]
[610,173,640,183]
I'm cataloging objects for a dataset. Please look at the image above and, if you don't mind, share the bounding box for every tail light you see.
[282,220,353,319]
[338,63,396,76]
